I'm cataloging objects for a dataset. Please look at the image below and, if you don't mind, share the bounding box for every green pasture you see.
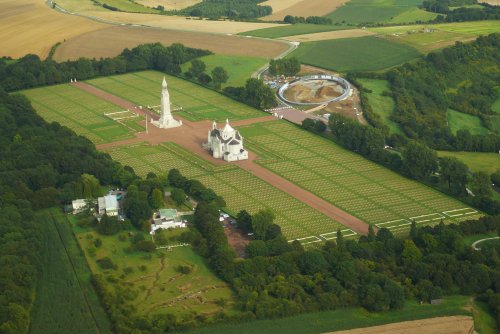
[239,121,480,234]
[241,24,349,39]
[187,295,470,334]
[87,71,264,122]
[387,7,438,24]
[357,79,402,134]
[289,36,421,72]
[181,54,267,88]
[437,151,500,174]
[21,84,137,144]
[447,109,489,135]
[462,233,499,247]
[30,209,110,334]
[326,0,426,25]
[105,142,347,242]
[74,223,235,318]
[370,21,500,53]
[473,301,498,334]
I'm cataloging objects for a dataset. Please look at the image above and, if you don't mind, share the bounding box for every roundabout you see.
[278,74,351,106]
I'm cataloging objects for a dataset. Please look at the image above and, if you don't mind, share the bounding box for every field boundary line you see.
[320,229,356,240]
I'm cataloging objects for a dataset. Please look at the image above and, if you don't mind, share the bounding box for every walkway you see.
[472,237,500,250]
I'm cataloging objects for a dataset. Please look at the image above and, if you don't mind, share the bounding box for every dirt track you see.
[328,315,475,334]
[74,82,369,235]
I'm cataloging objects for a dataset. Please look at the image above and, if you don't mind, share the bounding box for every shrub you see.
[97,257,117,270]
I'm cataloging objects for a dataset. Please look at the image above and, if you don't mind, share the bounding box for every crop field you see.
[357,79,402,134]
[387,7,438,24]
[54,26,289,62]
[437,151,500,175]
[0,0,105,59]
[138,0,202,10]
[262,0,347,21]
[242,24,349,39]
[57,0,157,13]
[289,36,421,72]
[21,84,137,144]
[283,29,375,42]
[447,109,489,135]
[87,71,264,122]
[180,54,267,88]
[326,0,426,25]
[187,296,471,334]
[30,209,110,334]
[239,121,481,234]
[105,142,347,242]
[74,224,235,317]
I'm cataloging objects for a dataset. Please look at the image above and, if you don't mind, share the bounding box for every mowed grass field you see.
[74,224,236,318]
[106,142,347,242]
[238,121,480,234]
[242,24,349,39]
[21,84,138,144]
[447,109,490,135]
[87,71,264,122]
[437,151,500,175]
[357,79,402,134]
[30,209,111,334]
[180,54,267,88]
[289,36,421,72]
[326,0,434,24]
[187,295,471,334]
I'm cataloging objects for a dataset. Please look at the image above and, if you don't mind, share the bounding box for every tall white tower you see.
[152,77,182,129]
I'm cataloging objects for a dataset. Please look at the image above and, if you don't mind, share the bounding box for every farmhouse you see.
[151,208,186,234]
[151,77,182,129]
[97,194,119,216]
[204,119,248,162]
[72,199,88,214]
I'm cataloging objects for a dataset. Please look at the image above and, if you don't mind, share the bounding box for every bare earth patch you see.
[54,26,289,61]
[283,29,375,42]
[262,0,348,21]
[0,0,105,59]
[327,316,475,334]
[137,0,202,10]
[284,80,344,104]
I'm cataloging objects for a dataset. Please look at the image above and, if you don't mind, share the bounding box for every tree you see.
[470,171,493,197]
[168,169,187,188]
[401,240,422,266]
[237,210,253,233]
[246,240,268,257]
[188,59,206,79]
[252,208,275,240]
[439,156,468,195]
[171,188,186,206]
[81,173,101,198]
[402,141,438,180]
[150,188,164,209]
[211,66,229,90]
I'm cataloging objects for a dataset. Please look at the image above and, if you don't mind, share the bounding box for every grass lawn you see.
[447,109,489,135]
[289,36,421,72]
[326,0,426,25]
[241,24,350,39]
[86,71,264,122]
[187,295,471,334]
[30,209,111,334]
[387,7,438,24]
[437,151,500,174]
[462,233,499,247]
[21,84,137,144]
[473,301,498,334]
[105,142,346,242]
[238,121,479,234]
[357,78,402,134]
[72,218,236,318]
[180,54,267,88]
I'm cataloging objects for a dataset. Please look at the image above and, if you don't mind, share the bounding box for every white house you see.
[97,194,119,216]
[72,199,88,214]
[151,208,186,234]
[204,119,248,162]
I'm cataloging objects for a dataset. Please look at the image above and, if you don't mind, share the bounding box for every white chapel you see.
[151,77,182,129]
[204,120,248,162]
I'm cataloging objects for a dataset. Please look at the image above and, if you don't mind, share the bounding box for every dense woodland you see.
[422,0,500,21]
[383,34,500,151]
[0,43,212,92]
[176,0,272,19]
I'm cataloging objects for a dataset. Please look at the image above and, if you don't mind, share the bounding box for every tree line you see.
[283,15,333,25]
[0,43,212,92]
[176,0,272,19]
[422,0,500,22]
[269,57,301,77]
[383,33,500,152]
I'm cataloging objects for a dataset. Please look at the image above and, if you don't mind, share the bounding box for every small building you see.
[97,194,119,216]
[151,208,186,234]
[72,199,87,214]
